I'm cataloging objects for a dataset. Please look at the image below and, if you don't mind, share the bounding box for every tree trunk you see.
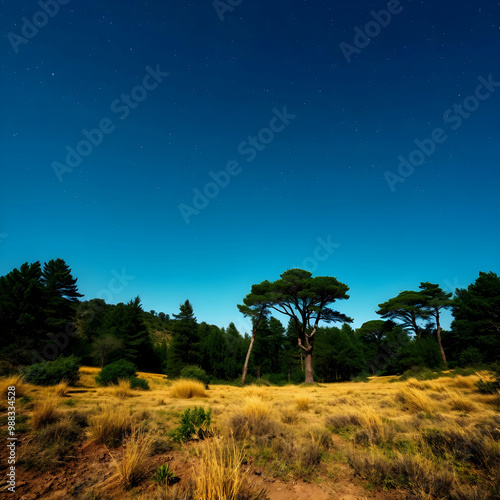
[241,334,255,385]
[435,312,447,368]
[304,351,314,383]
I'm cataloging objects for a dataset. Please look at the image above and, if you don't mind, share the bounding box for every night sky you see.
[1,0,499,333]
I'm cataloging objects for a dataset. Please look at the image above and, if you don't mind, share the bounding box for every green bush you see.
[459,347,484,367]
[172,406,212,442]
[129,376,149,390]
[179,365,209,385]
[95,359,137,386]
[22,355,80,386]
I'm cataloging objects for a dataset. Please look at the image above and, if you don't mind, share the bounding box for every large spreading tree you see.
[376,290,430,338]
[240,269,352,383]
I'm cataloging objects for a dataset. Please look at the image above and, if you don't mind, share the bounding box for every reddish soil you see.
[2,435,409,500]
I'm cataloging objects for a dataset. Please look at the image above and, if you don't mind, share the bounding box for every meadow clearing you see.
[1,368,499,500]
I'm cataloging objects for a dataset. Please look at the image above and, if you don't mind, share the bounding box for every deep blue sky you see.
[1,0,499,334]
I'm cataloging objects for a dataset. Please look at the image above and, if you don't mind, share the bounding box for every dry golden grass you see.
[0,376,29,398]
[241,396,273,419]
[31,396,61,430]
[111,426,155,488]
[295,395,311,411]
[170,379,206,398]
[242,385,270,400]
[110,379,133,398]
[395,386,435,413]
[446,390,478,412]
[87,405,133,447]
[52,381,69,397]
[280,404,300,424]
[19,366,499,499]
[194,436,247,500]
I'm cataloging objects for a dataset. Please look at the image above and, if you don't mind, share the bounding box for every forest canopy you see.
[0,259,498,383]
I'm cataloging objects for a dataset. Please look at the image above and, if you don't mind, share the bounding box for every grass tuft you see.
[170,379,206,398]
[111,426,155,488]
[31,396,61,430]
[88,405,133,447]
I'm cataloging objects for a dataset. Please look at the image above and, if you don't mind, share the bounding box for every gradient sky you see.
[1,0,499,334]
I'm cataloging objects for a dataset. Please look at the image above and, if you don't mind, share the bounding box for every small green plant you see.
[172,406,212,442]
[151,464,179,486]
[22,356,80,386]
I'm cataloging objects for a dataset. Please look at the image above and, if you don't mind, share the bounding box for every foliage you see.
[180,365,209,385]
[172,406,212,442]
[129,376,150,390]
[22,355,81,386]
[451,271,500,363]
[95,359,137,386]
[151,464,179,486]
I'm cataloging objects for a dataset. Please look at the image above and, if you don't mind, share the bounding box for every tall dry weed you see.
[111,426,154,488]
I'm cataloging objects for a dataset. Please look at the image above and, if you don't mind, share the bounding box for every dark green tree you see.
[451,272,500,363]
[419,282,453,367]
[0,262,47,362]
[165,300,200,377]
[100,296,157,371]
[314,324,364,381]
[377,290,430,338]
[244,269,352,383]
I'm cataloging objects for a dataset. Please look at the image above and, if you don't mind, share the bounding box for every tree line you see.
[0,260,498,383]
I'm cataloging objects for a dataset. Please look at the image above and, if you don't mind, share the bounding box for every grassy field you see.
[1,367,499,499]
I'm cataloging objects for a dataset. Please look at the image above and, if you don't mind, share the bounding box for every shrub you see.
[180,365,209,385]
[22,355,80,386]
[172,406,212,442]
[129,376,150,390]
[170,379,206,398]
[95,359,137,386]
